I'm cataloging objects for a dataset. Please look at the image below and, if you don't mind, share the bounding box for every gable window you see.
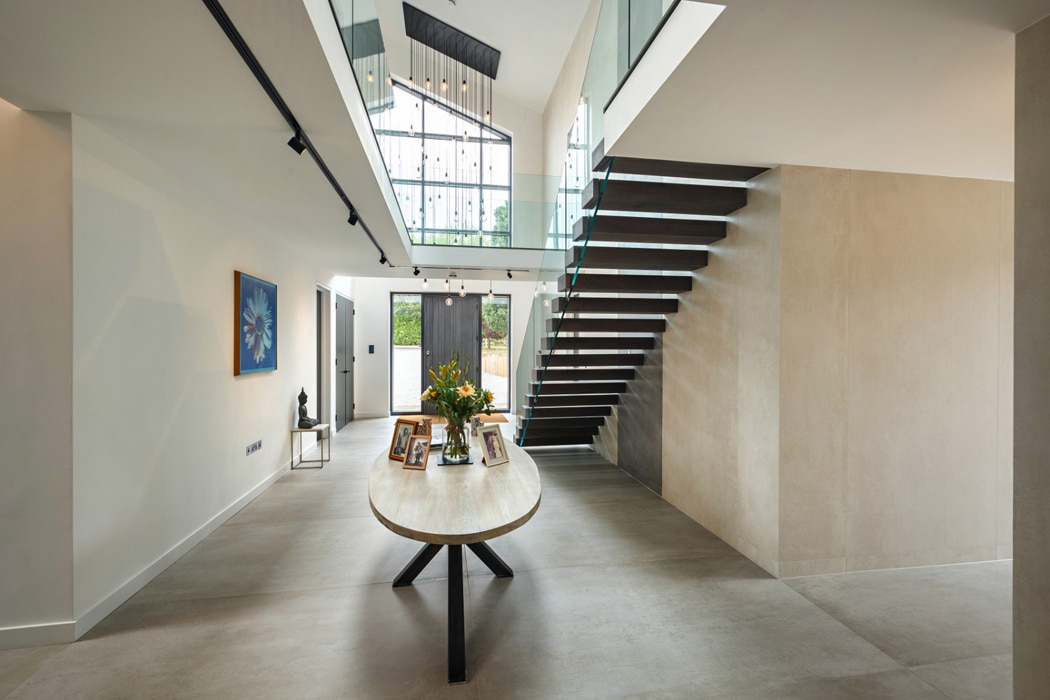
[371,81,511,247]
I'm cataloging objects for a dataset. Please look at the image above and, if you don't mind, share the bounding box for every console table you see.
[368,439,541,683]
[290,423,330,469]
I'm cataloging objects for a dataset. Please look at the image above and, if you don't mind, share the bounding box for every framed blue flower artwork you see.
[234,271,277,375]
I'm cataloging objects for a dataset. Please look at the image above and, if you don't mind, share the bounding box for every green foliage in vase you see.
[421,353,495,425]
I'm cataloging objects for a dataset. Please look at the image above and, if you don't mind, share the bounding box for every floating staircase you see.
[517,141,767,447]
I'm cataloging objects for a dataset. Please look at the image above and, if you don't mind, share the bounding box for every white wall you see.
[540,0,603,239]
[351,276,537,418]
[0,104,75,647]
[68,116,350,636]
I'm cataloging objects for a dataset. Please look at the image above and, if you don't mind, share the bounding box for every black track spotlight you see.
[347,208,359,226]
[379,253,388,265]
[413,267,421,277]
[506,270,513,279]
[287,130,307,155]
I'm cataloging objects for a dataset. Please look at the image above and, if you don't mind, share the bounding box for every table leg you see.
[467,542,514,578]
[392,543,443,588]
[448,544,466,684]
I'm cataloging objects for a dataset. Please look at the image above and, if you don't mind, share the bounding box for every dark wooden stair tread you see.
[530,381,628,395]
[568,246,708,272]
[518,415,607,428]
[518,434,595,447]
[574,215,726,246]
[552,296,678,315]
[559,273,692,294]
[515,425,601,438]
[592,139,769,182]
[540,353,646,367]
[547,318,666,334]
[543,336,656,351]
[582,179,747,217]
[522,405,613,418]
[533,368,636,381]
[526,394,620,407]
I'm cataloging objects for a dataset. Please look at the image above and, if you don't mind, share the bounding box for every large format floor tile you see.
[785,562,1012,666]
[0,417,1013,699]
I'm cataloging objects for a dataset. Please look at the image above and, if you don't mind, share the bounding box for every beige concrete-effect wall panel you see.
[732,168,782,573]
[845,171,1001,571]
[777,165,850,577]
[662,210,739,550]
[663,168,781,576]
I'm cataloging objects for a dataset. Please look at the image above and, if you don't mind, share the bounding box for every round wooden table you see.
[368,439,541,683]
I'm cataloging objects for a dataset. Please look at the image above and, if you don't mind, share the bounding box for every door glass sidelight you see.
[391,294,422,413]
[481,295,510,411]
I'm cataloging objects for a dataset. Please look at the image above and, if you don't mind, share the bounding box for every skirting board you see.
[0,621,76,651]
[0,448,315,650]
[72,459,295,639]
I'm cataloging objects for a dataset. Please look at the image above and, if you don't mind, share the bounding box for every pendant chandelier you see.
[403,3,500,124]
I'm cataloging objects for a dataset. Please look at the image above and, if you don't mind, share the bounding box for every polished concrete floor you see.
[0,418,1011,699]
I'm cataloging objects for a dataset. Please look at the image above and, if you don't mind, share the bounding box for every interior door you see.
[335,294,354,430]
[421,293,481,414]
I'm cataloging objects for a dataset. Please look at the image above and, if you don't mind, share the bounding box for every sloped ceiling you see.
[373,0,595,114]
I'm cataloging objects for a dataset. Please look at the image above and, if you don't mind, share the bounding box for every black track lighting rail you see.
[200,0,390,265]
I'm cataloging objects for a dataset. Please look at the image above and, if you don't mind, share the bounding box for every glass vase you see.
[442,419,471,464]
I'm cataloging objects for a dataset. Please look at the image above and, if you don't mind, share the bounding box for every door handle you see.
[425,350,431,356]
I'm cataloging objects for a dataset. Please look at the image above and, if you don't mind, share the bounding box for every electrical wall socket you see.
[245,440,262,456]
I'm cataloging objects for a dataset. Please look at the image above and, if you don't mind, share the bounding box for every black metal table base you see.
[393,541,514,683]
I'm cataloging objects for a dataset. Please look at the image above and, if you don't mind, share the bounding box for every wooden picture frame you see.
[389,418,419,461]
[478,425,509,467]
[403,435,431,470]
[234,271,277,376]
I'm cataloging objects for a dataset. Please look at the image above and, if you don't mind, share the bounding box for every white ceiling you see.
[609,0,1050,181]
[0,0,422,277]
[0,0,569,279]
[3,0,1050,286]
[373,0,595,114]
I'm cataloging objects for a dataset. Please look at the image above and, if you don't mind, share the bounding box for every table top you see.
[368,439,541,545]
[291,423,329,433]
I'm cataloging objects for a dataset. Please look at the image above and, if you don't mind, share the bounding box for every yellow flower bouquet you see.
[420,354,494,463]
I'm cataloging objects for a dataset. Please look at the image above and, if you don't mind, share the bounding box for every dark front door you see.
[335,294,354,430]
[421,293,482,415]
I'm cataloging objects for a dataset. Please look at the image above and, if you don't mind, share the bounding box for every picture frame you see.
[416,417,433,437]
[234,271,277,376]
[478,425,509,467]
[403,435,431,470]
[389,418,419,461]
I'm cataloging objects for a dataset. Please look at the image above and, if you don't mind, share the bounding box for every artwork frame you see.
[403,435,431,470]
[234,271,277,376]
[478,425,509,467]
[389,418,419,461]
